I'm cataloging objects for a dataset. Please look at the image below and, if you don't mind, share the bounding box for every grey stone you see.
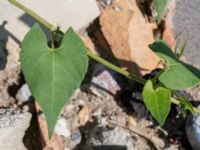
[100,0,117,8]
[0,108,32,150]
[186,112,200,150]
[89,64,123,99]
[87,126,135,150]
[16,84,32,102]
[71,131,82,144]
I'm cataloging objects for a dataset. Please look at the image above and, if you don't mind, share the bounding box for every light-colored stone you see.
[0,108,32,150]
[54,118,71,137]
[17,0,100,31]
[100,0,160,75]
[78,106,90,126]
[71,131,82,144]
[87,126,135,150]
[16,84,32,102]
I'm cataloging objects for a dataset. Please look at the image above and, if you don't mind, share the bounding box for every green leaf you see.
[149,40,200,90]
[142,80,171,125]
[179,95,194,114]
[20,24,88,137]
[155,0,168,23]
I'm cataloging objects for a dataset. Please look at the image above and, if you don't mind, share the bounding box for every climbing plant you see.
[9,0,200,138]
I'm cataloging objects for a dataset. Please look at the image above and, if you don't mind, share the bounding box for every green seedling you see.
[9,0,200,139]
[21,24,88,135]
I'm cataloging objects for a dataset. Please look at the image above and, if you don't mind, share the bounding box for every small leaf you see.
[21,24,88,137]
[142,80,171,125]
[149,40,200,90]
[155,0,168,23]
[179,95,194,114]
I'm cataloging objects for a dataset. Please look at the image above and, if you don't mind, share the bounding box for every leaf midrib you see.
[51,50,56,119]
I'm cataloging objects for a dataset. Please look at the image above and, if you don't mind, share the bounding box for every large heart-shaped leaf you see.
[142,80,171,125]
[155,0,168,23]
[149,40,200,90]
[21,24,88,137]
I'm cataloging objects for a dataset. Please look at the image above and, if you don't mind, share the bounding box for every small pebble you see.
[78,99,85,106]
[54,118,70,137]
[114,5,121,12]
[16,84,31,102]
[71,131,82,144]
[93,108,102,117]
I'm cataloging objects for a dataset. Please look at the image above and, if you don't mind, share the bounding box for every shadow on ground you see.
[0,20,20,70]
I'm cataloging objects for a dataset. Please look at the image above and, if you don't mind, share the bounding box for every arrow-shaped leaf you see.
[149,40,200,90]
[142,80,171,125]
[20,24,88,137]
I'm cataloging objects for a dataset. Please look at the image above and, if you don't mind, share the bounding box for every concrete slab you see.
[173,0,200,68]
[0,0,100,46]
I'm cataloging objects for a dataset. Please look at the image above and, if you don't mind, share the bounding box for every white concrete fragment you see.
[17,0,100,31]
[16,84,32,102]
[0,108,32,150]
[55,118,71,137]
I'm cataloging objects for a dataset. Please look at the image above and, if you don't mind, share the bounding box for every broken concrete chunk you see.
[89,64,123,99]
[100,0,160,75]
[17,0,100,31]
[0,0,100,46]
[0,108,31,150]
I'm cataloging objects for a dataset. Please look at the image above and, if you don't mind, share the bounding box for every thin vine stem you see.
[50,32,55,49]
[9,0,200,114]
[87,51,146,84]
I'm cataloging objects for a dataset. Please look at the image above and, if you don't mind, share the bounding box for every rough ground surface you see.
[0,41,21,107]
[56,64,181,150]
[0,0,199,150]
[0,108,31,150]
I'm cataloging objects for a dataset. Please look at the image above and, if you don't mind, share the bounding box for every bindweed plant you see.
[9,0,200,138]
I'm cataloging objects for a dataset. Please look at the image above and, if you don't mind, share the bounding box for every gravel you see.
[86,126,135,150]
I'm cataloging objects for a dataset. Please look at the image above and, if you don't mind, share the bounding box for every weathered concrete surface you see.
[0,108,32,150]
[173,0,200,68]
[0,0,100,46]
